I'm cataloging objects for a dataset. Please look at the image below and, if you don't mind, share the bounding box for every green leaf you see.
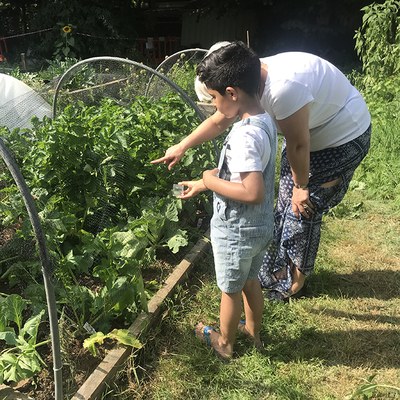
[5,295,27,331]
[1,353,18,382]
[111,229,148,260]
[108,329,142,349]
[83,329,142,357]
[83,332,106,356]
[0,330,18,346]
[164,201,179,222]
[20,310,45,344]
[167,229,188,253]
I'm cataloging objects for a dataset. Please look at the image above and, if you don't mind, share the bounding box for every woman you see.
[152,41,371,300]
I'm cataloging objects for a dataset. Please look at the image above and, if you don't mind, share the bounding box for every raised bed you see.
[72,230,211,400]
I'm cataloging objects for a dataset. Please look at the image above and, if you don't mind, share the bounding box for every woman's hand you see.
[151,143,185,170]
[292,187,314,219]
[178,179,208,199]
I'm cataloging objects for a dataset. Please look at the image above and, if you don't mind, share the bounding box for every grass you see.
[99,188,400,400]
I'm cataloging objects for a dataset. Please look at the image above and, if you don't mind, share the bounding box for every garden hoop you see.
[0,138,63,400]
[52,56,218,160]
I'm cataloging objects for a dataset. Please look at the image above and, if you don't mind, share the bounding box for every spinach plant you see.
[0,294,47,384]
[0,93,215,336]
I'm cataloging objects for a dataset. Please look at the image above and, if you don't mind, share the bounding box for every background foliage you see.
[0,0,383,68]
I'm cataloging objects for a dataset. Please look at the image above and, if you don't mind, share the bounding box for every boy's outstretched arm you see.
[150,111,235,170]
[203,169,265,204]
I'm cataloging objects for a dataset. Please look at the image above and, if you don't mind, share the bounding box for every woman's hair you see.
[195,41,261,100]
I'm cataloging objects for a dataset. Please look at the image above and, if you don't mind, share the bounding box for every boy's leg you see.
[195,290,241,359]
[219,291,242,353]
[241,278,264,346]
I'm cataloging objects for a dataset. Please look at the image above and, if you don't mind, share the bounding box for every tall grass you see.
[354,116,400,206]
[351,72,400,209]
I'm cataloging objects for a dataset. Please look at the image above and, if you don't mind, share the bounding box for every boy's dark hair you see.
[196,41,261,97]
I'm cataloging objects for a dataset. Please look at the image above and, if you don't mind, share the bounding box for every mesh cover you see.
[0,73,52,130]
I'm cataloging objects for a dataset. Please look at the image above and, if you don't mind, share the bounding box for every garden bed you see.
[0,54,220,399]
[72,230,210,400]
[3,230,210,400]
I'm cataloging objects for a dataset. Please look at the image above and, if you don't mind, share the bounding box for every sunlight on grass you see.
[111,191,400,400]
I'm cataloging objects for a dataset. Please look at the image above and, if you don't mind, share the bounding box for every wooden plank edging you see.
[71,231,211,400]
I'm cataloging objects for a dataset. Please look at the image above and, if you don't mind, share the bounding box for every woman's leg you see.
[290,262,307,294]
[259,127,371,299]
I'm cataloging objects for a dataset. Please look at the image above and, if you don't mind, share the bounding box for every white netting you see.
[52,56,204,117]
[0,73,52,130]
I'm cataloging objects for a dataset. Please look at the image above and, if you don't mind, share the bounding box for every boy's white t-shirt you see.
[221,113,275,183]
[259,52,371,151]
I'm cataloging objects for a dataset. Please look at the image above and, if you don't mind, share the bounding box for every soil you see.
[15,338,106,400]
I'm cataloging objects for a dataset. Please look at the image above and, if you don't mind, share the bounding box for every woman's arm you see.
[203,169,265,204]
[277,104,314,218]
[151,110,235,170]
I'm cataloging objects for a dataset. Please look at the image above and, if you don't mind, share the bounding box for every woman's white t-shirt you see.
[259,52,371,151]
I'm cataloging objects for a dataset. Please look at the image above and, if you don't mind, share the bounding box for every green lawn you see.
[101,189,400,400]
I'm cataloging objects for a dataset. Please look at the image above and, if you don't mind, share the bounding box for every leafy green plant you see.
[354,0,400,78]
[160,54,199,99]
[346,374,400,400]
[40,57,80,82]
[83,328,142,357]
[351,0,400,124]
[0,294,47,384]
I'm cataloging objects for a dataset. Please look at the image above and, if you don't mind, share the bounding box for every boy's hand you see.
[151,143,185,170]
[178,179,207,199]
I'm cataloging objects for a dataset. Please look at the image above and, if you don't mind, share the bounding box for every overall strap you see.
[241,117,274,145]
[240,117,276,172]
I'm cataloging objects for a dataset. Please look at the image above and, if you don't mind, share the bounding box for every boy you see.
[176,41,277,360]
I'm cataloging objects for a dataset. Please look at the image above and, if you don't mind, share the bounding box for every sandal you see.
[194,322,232,362]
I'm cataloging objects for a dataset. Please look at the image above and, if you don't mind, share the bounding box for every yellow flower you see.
[62,25,72,34]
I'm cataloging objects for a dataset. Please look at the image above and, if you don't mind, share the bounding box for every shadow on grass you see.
[173,323,311,400]
[317,307,400,325]
[305,268,400,300]
[268,325,400,369]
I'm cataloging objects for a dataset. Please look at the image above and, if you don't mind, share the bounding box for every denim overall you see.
[210,116,277,293]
